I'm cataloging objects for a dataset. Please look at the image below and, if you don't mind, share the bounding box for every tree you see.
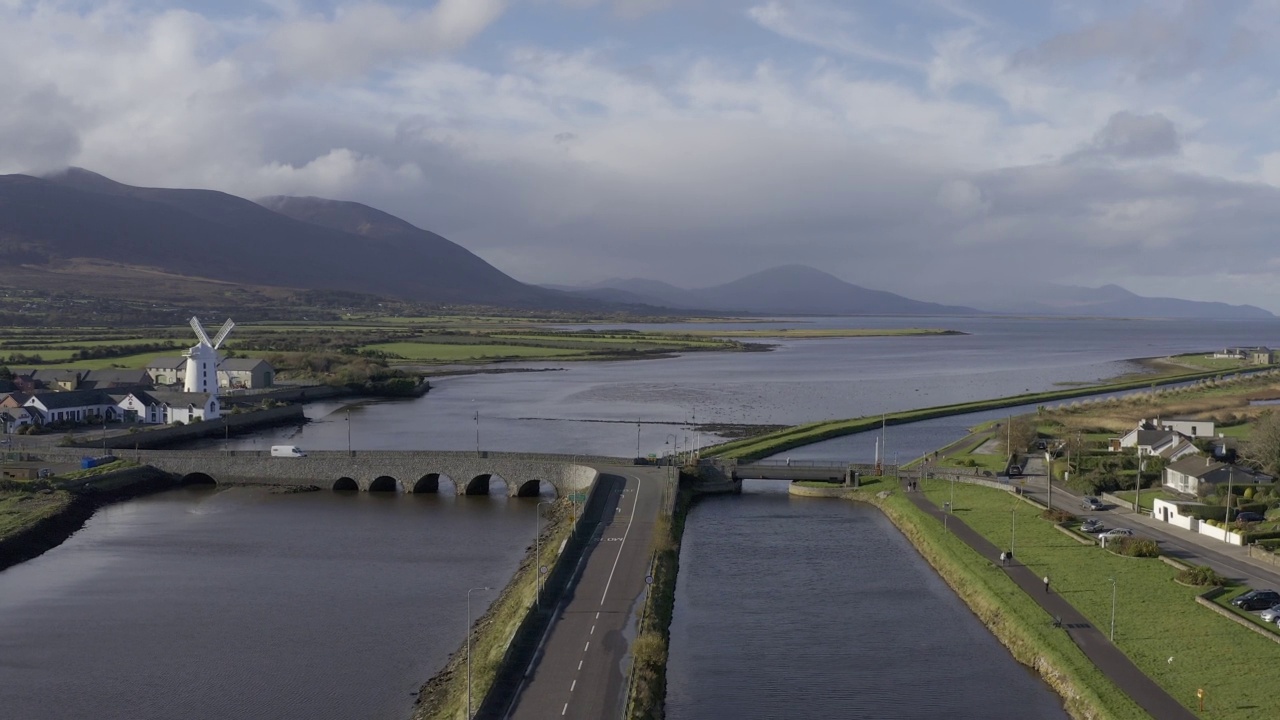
[0,365,12,381]
[1244,410,1280,478]
[1000,416,1038,456]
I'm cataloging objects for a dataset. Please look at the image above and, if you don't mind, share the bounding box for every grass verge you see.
[413,500,575,720]
[922,480,1280,719]
[0,488,73,541]
[626,481,690,720]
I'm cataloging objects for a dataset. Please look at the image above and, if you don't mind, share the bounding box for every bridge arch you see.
[180,472,217,486]
[515,479,557,498]
[333,477,359,492]
[465,473,510,496]
[413,472,455,494]
[368,475,401,493]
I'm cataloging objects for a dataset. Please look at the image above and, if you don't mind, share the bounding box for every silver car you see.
[1260,604,1280,623]
[1099,528,1134,541]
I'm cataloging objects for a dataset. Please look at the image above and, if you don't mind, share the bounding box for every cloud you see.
[1068,111,1182,161]
[747,1,925,70]
[268,0,506,80]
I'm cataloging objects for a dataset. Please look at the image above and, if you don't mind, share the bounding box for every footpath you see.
[901,480,1198,720]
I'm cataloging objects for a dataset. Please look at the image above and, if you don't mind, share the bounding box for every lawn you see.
[363,342,585,362]
[0,489,72,541]
[921,480,1280,720]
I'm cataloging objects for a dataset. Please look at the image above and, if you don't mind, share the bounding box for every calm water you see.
[0,487,537,720]
[203,316,1280,457]
[7,317,1279,718]
[666,485,1069,719]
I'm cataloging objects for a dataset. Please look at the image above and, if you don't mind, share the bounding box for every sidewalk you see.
[901,480,1198,720]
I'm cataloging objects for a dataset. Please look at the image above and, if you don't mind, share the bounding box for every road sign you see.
[645,575,653,585]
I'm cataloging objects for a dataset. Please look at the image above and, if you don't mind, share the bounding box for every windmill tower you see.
[184,317,235,394]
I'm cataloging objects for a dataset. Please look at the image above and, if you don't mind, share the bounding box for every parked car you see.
[1235,511,1265,523]
[1259,604,1280,623]
[1099,528,1134,542]
[1080,518,1105,533]
[1230,589,1280,611]
[1081,496,1105,511]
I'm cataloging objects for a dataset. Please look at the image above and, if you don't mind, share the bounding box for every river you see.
[665,484,1069,719]
[4,316,1278,717]
[0,487,536,720]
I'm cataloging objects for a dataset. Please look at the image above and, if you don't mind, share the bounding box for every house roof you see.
[1165,456,1274,483]
[1134,429,1183,447]
[219,358,271,371]
[146,390,214,406]
[146,357,187,370]
[25,389,113,409]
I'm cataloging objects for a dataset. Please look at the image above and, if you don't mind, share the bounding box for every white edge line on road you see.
[599,475,640,605]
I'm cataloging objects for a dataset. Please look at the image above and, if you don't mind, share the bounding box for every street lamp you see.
[474,410,481,456]
[467,586,492,720]
[1225,465,1236,525]
[535,500,554,608]
[346,408,352,456]
[1134,447,1143,514]
[1010,503,1017,557]
[1109,577,1117,641]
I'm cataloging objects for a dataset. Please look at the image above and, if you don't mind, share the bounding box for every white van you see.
[270,445,306,458]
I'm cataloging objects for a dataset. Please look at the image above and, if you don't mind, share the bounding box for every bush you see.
[1042,508,1076,523]
[1176,565,1227,586]
[1111,537,1160,557]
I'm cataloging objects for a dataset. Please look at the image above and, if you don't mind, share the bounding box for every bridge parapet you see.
[35,448,620,496]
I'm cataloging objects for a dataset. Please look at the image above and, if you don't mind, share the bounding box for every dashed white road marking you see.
[584,641,590,652]
[577,660,583,670]
[590,625,595,635]
[570,680,577,692]
[562,703,568,715]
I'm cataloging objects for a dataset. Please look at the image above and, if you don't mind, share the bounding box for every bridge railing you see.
[737,459,853,468]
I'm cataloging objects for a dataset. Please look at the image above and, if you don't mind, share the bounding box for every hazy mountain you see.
[950,281,1275,320]
[560,265,979,316]
[0,168,582,309]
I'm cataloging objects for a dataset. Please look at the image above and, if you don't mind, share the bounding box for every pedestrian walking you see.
[999,552,1007,567]
[1006,549,1013,565]
[1043,575,1050,593]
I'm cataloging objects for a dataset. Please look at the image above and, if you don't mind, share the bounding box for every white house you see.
[114,390,221,424]
[147,356,274,390]
[23,390,120,424]
[1163,456,1274,496]
[1,407,40,434]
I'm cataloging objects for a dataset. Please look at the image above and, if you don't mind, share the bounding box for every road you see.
[1020,455,1280,589]
[507,466,665,720]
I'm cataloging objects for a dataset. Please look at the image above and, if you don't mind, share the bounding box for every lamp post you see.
[636,418,641,460]
[1109,576,1117,641]
[474,410,480,456]
[535,500,554,608]
[1225,465,1236,525]
[1044,449,1054,511]
[346,408,352,456]
[1134,447,1143,514]
[466,586,491,720]
[1010,504,1017,556]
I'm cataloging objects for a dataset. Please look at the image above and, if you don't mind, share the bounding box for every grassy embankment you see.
[0,488,73,541]
[413,500,575,720]
[704,362,1265,462]
[921,480,1280,719]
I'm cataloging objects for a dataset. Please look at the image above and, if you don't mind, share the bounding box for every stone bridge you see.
[73,449,619,497]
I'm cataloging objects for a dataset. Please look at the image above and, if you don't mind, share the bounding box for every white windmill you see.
[184,317,235,395]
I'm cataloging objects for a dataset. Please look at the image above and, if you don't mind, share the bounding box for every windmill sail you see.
[211,319,235,349]
[189,317,212,346]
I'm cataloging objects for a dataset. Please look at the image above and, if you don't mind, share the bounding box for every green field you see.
[363,342,586,361]
[921,480,1279,719]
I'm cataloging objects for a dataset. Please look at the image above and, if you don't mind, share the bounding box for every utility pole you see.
[474,410,480,456]
[1225,465,1235,525]
[636,418,641,459]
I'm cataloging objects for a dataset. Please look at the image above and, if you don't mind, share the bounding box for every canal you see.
[0,486,537,720]
[665,483,1069,719]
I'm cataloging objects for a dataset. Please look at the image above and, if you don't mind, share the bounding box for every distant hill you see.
[557,265,979,316]
[951,281,1276,320]
[0,168,586,309]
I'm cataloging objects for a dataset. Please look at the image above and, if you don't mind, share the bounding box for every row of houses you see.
[1,358,274,396]
[1108,417,1273,494]
[1211,346,1275,364]
[1,388,221,433]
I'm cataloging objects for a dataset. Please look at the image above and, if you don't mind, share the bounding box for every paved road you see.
[1018,457,1280,589]
[507,467,665,720]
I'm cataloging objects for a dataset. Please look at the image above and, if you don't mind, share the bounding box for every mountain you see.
[0,168,579,309]
[949,281,1275,320]
[559,265,979,316]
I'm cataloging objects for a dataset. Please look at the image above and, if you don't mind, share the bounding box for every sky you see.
[6,0,1280,311]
